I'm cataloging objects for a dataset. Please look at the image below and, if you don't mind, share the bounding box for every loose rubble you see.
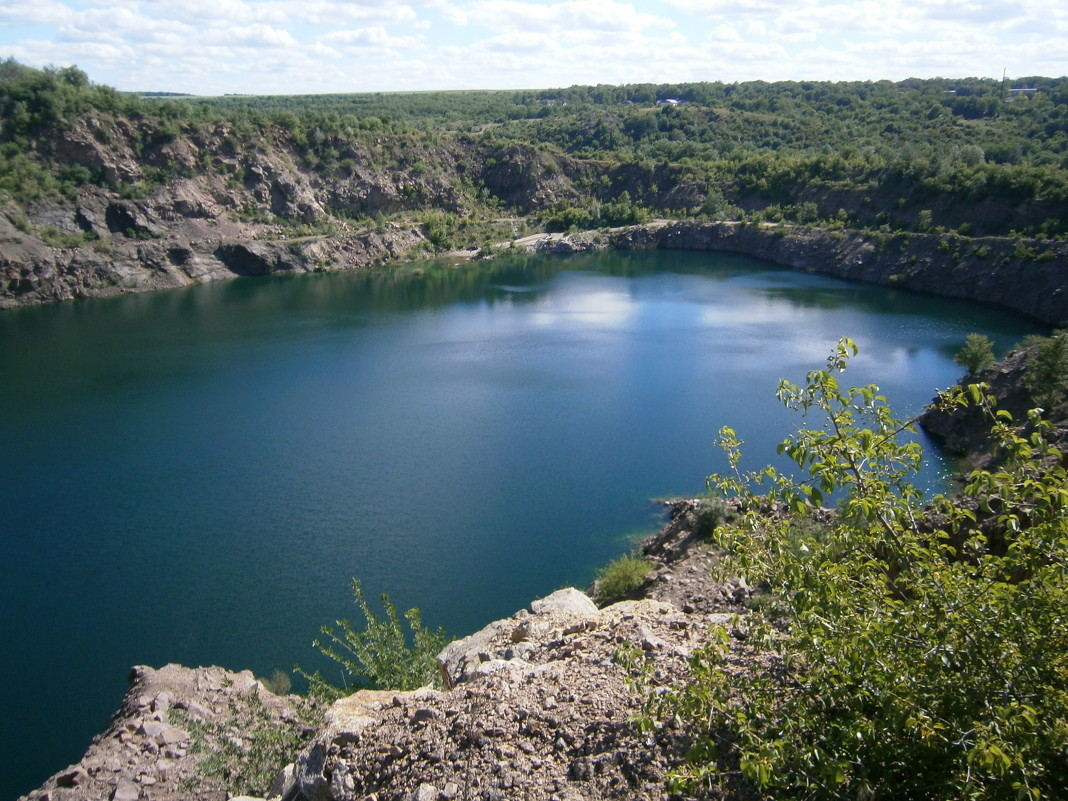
[22,501,752,801]
[20,665,306,801]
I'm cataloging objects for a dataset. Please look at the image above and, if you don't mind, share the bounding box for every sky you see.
[0,0,1066,96]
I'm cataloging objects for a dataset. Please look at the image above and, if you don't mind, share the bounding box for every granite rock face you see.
[919,344,1068,468]
[604,221,1068,326]
[6,138,1066,329]
[510,222,1068,325]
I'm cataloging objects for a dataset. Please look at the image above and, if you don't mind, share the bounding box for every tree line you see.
[1,59,1066,238]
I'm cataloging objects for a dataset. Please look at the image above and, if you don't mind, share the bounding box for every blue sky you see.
[1,0,1065,95]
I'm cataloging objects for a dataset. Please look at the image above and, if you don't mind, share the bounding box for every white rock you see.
[529,588,598,616]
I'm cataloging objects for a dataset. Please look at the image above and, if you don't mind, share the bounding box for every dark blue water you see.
[0,250,1044,798]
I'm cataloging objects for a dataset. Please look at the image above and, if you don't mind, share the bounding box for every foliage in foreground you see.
[181,579,448,796]
[654,339,1067,799]
[306,579,450,695]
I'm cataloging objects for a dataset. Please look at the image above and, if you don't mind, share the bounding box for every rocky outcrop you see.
[19,664,307,801]
[919,345,1068,468]
[0,197,430,309]
[0,115,584,310]
[22,502,751,801]
[5,109,1067,323]
[5,108,1065,321]
[283,588,725,801]
[475,144,588,211]
[513,222,1068,326]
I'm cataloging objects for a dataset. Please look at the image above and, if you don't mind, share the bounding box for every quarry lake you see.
[0,249,1046,798]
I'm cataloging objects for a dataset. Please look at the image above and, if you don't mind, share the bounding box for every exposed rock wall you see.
[918,343,1068,469]
[0,198,430,309]
[0,114,590,310]
[605,222,1068,326]
[4,111,1067,318]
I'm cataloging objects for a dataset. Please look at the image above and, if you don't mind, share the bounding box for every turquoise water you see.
[0,249,1044,798]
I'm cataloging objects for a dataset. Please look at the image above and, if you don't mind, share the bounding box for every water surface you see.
[0,249,1043,798]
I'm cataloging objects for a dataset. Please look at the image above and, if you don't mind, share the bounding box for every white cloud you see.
[319,25,423,52]
[283,1,419,25]
[664,0,806,17]
[157,0,260,25]
[207,23,299,46]
[0,0,73,26]
[0,0,1064,93]
[459,0,673,35]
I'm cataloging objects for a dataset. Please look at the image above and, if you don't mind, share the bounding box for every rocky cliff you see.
[600,222,1068,326]
[3,108,1066,325]
[0,111,591,310]
[917,343,1068,470]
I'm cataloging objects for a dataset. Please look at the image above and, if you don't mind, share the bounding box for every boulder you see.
[529,587,599,616]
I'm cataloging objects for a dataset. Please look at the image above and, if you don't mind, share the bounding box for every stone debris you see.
[21,500,755,801]
[19,664,303,801]
[284,589,718,801]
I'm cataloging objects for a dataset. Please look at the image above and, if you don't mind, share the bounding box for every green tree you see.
[1025,332,1068,409]
[652,339,1068,800]
[954,332,996,375]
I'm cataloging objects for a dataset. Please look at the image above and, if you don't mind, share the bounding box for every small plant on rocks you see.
[309,579,450,693]
[176,682,320,798]
[594,551,652,602]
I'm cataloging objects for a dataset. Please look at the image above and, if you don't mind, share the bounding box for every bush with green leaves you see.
[693,497,729,539]
[954,332,996,375]
[308,579,449,694]
[594,550,652,602]
[652,338,1068,800]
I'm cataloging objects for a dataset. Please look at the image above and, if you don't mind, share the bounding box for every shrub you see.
[594,551,652,602]
[310,579,449,692]
[954,332,996,375]
[651,339,1068,800]
[544,206,593,232]
[258,668,292,696]
[693,497,729,538]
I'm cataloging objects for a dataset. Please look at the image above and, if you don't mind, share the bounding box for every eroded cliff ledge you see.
[601,222,1068,326]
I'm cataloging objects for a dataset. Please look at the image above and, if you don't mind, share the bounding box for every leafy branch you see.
[658,338,1068,800]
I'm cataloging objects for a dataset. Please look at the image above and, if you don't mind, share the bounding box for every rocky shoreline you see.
[525,221,1068,327]
[4,205,1068,327]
